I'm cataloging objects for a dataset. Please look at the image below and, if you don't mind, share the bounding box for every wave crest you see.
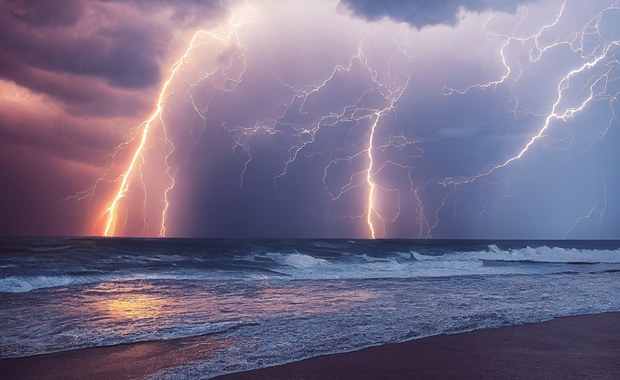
[2,244,619,293]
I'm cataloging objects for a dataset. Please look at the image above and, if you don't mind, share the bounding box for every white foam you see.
[3,246,618,293]
[410,245,620,263]
[0,275,101,293]
[280,252,329,268]
[482,245,620,263]
[263,245,620,280]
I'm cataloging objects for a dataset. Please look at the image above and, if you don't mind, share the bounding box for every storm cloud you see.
[1,0,619,239]
[338,0,532,27]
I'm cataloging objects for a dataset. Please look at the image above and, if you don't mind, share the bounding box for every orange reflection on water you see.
[102,295,165,319]
[78,283,170,321]
[75,281,384,326]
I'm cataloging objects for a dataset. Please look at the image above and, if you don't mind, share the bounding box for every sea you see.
[1,238,619,378]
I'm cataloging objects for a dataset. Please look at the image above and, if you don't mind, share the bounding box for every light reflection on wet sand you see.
[0,333,236,380]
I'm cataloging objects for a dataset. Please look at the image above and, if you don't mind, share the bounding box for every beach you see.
[1,312,618,379]
[218,312,620,380]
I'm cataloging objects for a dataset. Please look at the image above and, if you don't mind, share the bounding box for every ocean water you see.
[1,238,619,378]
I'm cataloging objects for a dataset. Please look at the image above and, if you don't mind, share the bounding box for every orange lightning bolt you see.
[100,33,204,237]
[100,6,256,237]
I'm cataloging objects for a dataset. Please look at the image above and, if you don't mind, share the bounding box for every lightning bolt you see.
[427,1,620,237]
[565,176,608,238]
[311,40,412,238]
[79,1,617,239]
[365,111,380,239]
[454,40,618,185]
[92,6,256,237]
[443,2,619,184]
[223,36,414,239]
[364,90,411,238]
[100,32,205,237]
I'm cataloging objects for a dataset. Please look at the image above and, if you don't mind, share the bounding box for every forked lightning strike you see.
[100,34,197,237]
[98,7,255,237]
[448,40,619,186]
[83,1,617,239]
[431,1,620,237]
[443,2,619,186]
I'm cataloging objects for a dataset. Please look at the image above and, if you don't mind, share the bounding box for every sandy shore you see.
[1,313,619,379]
[218,312,620,380]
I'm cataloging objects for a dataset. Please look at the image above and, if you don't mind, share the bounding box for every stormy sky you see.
[1,0,619,239]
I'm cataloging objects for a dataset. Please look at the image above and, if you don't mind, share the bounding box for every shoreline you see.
[217,312,620,380]
[1,312,619,379]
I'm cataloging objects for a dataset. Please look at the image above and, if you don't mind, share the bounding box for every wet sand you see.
[1,313,619,379]
[218,312,620,380]
[0,334,232,380]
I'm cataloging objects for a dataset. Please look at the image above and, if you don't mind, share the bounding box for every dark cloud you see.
[0,50,150,117]
[0,4,159,90]
[339,0,530,27]
[0,0,228,238]
[0,0,618,239]
[0,99,124,166]
[8,0,85,27]
[0,0,225,90]
[111,0,225,24]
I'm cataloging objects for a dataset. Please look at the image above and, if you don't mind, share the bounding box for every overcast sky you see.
[1,0,618,239]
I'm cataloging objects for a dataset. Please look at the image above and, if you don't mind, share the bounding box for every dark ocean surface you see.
[1,238,619,378]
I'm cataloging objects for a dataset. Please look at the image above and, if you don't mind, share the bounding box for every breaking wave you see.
[1,240,619,293]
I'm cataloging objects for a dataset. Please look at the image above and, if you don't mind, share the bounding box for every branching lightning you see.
[240,37,414,238]
[89,6,256,237]
[430,1,620,237]
[78,0,618,239]
[443,2,619,185]
[100,39,189,237]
